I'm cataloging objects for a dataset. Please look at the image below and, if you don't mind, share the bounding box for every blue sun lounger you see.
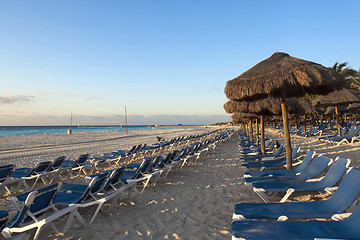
[52,173,109,224]
[242,146,300,169]
[58,154,93,177]
[0,164,17,195]
[121,157,160,193]
[234,167,360,220]
[241,144,284,161]
[2,183,78,240]
[244,149,316,178]
[252,156,349,202]
[7,161,53,191]
[231,198,360,240]
[244,153,330,185]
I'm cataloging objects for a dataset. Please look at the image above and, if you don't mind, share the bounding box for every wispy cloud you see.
[87,96,102,101]
[37,91,50,96]
[0,94,34,105]
[63,92,75,98]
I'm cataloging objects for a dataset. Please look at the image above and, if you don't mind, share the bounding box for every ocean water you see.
[0,125,204,136]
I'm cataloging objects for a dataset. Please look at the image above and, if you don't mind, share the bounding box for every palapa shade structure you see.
[347,103,360,113]
[299,100,317,115]
[313,88,360,136]
[225,52,344,169]
[299,99,318,134]
[224,98,304,154]
[231,112,257,142]
[324,105,348,115]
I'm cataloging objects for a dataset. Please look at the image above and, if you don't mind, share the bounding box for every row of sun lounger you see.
[232,130,360,239]
[0,129,233,239]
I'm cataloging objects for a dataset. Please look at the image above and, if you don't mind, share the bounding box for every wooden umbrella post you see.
[256,117,259,145]
[125,106,128,135]
[68,113,72,135]
[335,105,341,137]
[260,114,265,154]
[281,92,292,169]
[249,118,253,142]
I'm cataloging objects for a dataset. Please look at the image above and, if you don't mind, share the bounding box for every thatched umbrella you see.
[313,88,360,136]
[346,103,360,121]
[324,105,348,115]
[298,99,318,134]
[231,113,257,137]
[224,98,304,154]
[231,112,257,141]
[225,52,344,169]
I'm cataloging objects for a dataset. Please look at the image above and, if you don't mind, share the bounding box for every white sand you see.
[0,127,214,167]
[2,126,360,239]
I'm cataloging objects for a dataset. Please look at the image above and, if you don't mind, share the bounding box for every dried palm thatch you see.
[224,98,305,115]
[313,88,360,136]
[224,52,344,169]
[231,112,257,122]
[312,88,360,107]
[299,99,317,115]
[225,52,345,101]
[347,103,360,113]
[324,105,348,115]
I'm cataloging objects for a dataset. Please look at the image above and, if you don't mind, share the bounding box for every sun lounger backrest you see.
[326,168,360,211]
[7,183,59,228]
[0,211,10,231]
[296,154,332,180]
[90,172,109,194]
[317,157,350,188]
[290,146,301,160]
[295,149,316,172]
[139,158,154,174]
[76,154,89,166]
[33,161,52,173]
[272,144,284,157]
[51,156,66,170]
[0,164,15,181]
[109,167,126,185]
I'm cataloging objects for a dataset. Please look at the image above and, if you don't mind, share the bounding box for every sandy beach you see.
[1,126,360,239]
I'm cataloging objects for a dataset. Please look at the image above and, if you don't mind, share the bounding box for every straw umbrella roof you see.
[225,52,345,101]
[299,99,318,114]
[324,105,348,115]
[312,88,360,107]
[346,103,360,113]
[231,112,257,123]
[224,98,305,115]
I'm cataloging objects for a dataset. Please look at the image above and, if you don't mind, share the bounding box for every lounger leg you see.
[140,176,152,193]
[4,185,12,195]
[253,188,270,203]
[74,211,85,225]
[89,201,105,223]
[280,188,295,202]
[63,208,77,232]
[33,226,43,240]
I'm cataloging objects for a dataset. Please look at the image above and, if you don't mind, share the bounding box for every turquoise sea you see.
[0,125,204,136]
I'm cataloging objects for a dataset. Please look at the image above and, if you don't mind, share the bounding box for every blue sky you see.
[0,0,359,125]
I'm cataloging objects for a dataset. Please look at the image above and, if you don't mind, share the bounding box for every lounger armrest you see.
[331,212,352,221]
[305,176,324,182]
[261,156,275,160]
[292,161,302,167]
[325,186,338,194]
